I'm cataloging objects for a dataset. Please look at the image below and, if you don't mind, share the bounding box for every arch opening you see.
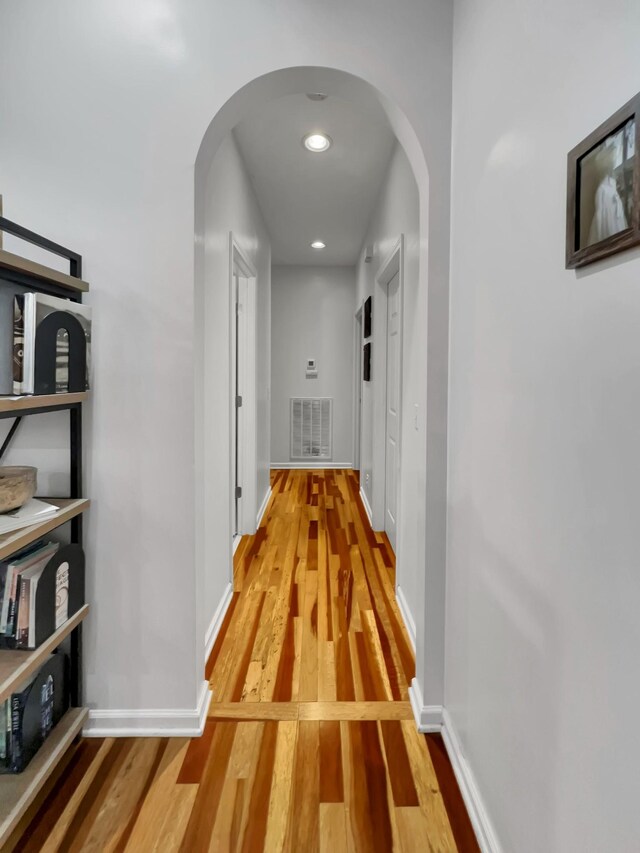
[193,64,443,721]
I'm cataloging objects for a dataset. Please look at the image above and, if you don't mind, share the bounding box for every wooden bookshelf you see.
[0,707,88,847]
[0,248,89,294]
[0,215,88,843]
[0,393,87,416]
[0,498,90,562]
[0,606,89,704]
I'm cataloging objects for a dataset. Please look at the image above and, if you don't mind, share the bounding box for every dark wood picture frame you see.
[363,342,371,382]
[566,92,640,269]
[364,296,372,338]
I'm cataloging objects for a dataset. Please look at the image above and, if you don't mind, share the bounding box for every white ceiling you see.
[233,93,396,266]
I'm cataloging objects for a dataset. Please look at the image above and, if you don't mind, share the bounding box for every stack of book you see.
[13,292,91,395]
[0,540,59,649]
[0,653,69,773]
[0,499,59,537]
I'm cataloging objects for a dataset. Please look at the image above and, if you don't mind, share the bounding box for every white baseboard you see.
[232,535,242,555]
[271,462,353,470]
[84,679,211,738]
[408,678,442,732]
[395,584,416,653]
[257,486,272,527]
[359,486,373,526]
[441,708,502,853]
[205,581,233,662]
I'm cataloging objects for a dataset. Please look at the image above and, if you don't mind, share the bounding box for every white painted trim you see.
[353,304,363,471]
[408,677,442,732]
[204,581,233,661]
[256,486,272,527]
[359,486,373,526]
[84,680,211,738]
[372,235,404,533]
[232,535,242,555]
[441,709,502,853]
[395,584,416,652]
[272,462,353,470]
[230,234,258,539]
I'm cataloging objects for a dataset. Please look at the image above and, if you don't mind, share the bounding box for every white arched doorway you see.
[194,65,448,731]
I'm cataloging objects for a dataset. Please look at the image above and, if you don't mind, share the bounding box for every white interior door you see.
[354,309,363,472]
[385,270,401,550]
[232,272,247,538]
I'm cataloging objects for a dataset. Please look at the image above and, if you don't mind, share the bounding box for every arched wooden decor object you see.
[34,311,87,394]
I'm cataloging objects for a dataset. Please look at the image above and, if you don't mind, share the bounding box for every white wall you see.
[356,143,427,655]
[447,1,640,849]
[0,0,452,729]
[196,132,270,651]
[271,266,354,467]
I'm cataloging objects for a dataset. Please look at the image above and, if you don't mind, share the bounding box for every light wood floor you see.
[13,469,479,852]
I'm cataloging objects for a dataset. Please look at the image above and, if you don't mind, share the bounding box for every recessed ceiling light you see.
[306,93,328,101]
[303,132,332,153]
[311,241,326,249]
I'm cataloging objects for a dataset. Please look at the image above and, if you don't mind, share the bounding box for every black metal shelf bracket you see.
[0,417,22,462]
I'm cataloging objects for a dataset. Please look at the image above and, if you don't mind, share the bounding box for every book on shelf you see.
[0,541,58,641]
[0,653,69,774]
[0,498,59,537]
[0,541,84,650]
[13,292,91,395]
[0,280,28,395]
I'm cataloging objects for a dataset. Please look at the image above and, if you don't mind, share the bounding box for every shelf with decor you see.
[0,213,90,845]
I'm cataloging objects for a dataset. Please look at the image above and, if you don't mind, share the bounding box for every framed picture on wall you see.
[566,92,640,269]
[363,342,371,381]
[364,296,372,338]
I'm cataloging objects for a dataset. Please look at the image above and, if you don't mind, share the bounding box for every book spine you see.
[10,694,23,772]
[25,293,35,395]
[5,574,19,638]
[12,294,24,395]
[16,577,29,648]
[0,566,12,632]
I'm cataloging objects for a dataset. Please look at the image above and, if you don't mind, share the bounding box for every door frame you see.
[372,236,404,562]
[353,305,363,472]
[229,234,257,556]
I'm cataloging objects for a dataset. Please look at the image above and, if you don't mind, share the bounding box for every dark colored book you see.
[3,653,69,773]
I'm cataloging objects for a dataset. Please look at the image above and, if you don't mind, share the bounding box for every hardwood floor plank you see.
[176,720,216,784]
[319,720,344,803]
[178,722,237,851]
[319,804,349,853]
[240,721,279,853]
[56,739,135,852]
[208,702,298,721]
[400,720,457,851]
[380,720,420,807]
[298,701,414,721]
[285,720,320,853]
[263,720,298,852]
[121,739,191,852]
[425,733,481,853]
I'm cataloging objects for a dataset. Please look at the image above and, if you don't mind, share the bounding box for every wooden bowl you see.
[0,466,37,513]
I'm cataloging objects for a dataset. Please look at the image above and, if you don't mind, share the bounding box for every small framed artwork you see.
[363,342,371,382]
[566,92,640,269]
[364,296,372,338]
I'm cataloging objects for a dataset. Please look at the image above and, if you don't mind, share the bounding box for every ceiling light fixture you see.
[303,132,332,153]
[311,241,326,249]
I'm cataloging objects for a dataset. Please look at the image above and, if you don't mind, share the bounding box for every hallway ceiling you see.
[233,93,396,266]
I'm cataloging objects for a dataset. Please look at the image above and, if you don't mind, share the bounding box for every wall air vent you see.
[290,397,332,461]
